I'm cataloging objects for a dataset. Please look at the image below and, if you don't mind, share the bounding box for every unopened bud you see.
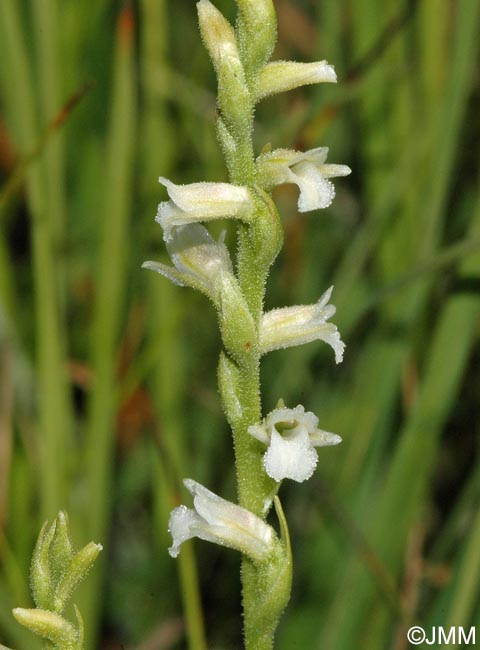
[54,542,103,612]
[12,608,80,650]
[235,0,277,73]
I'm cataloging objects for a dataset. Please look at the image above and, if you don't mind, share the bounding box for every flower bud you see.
[197,0,238,71]
[30,520,57,610]
[255,60,337,102]
[54,542,103,612]
[48,511,74,585]
[197,0,252,134]
[235,0,277,74]
[12,608,80,650]
[28,511,102,615]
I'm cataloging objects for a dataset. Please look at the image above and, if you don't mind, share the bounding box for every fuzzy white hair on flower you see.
[157,177,254,241]
[257,147,351,212]
[168,479,276,561]
[142,223,233,305]
[249,404,342,483]
[259,286,345,363]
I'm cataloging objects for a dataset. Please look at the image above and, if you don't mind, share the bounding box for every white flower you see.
[255,61,337,102]
[249,404,342,483]
[259,286,345,363]
[157,177,254,241]
[142,223,233,305]
[257,147,351,212]
[168,479,276,561]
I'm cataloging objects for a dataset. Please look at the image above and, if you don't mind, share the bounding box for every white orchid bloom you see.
[142,223,234,305]
[168,479,276,561]
[257,147,351,212]
[259,286,345,363]
[249,404,342,483]
[157,177,254,241]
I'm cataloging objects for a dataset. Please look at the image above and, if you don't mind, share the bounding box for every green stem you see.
[0,0,72,520]
[217,88,287,650]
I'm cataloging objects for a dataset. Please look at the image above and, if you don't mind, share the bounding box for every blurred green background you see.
[0,0,479,648]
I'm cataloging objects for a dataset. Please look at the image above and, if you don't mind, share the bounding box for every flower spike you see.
[169,479,276,562]
[249,404,342,483]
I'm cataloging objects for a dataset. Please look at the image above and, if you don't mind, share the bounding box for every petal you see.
[263,428,318,482]
[309,429,343,447]
[317,285,334,310]
[320,164,352,179]
[248,422,272,445]
[142,260,187,288]
[289,147,329,167]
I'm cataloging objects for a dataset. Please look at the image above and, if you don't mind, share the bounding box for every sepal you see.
[254,60,337,102]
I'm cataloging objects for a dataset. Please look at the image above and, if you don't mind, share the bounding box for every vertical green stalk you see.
[209,3,288,648]
[0,0,72,519]
[83,7,136,648]
[31,0,66,250]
